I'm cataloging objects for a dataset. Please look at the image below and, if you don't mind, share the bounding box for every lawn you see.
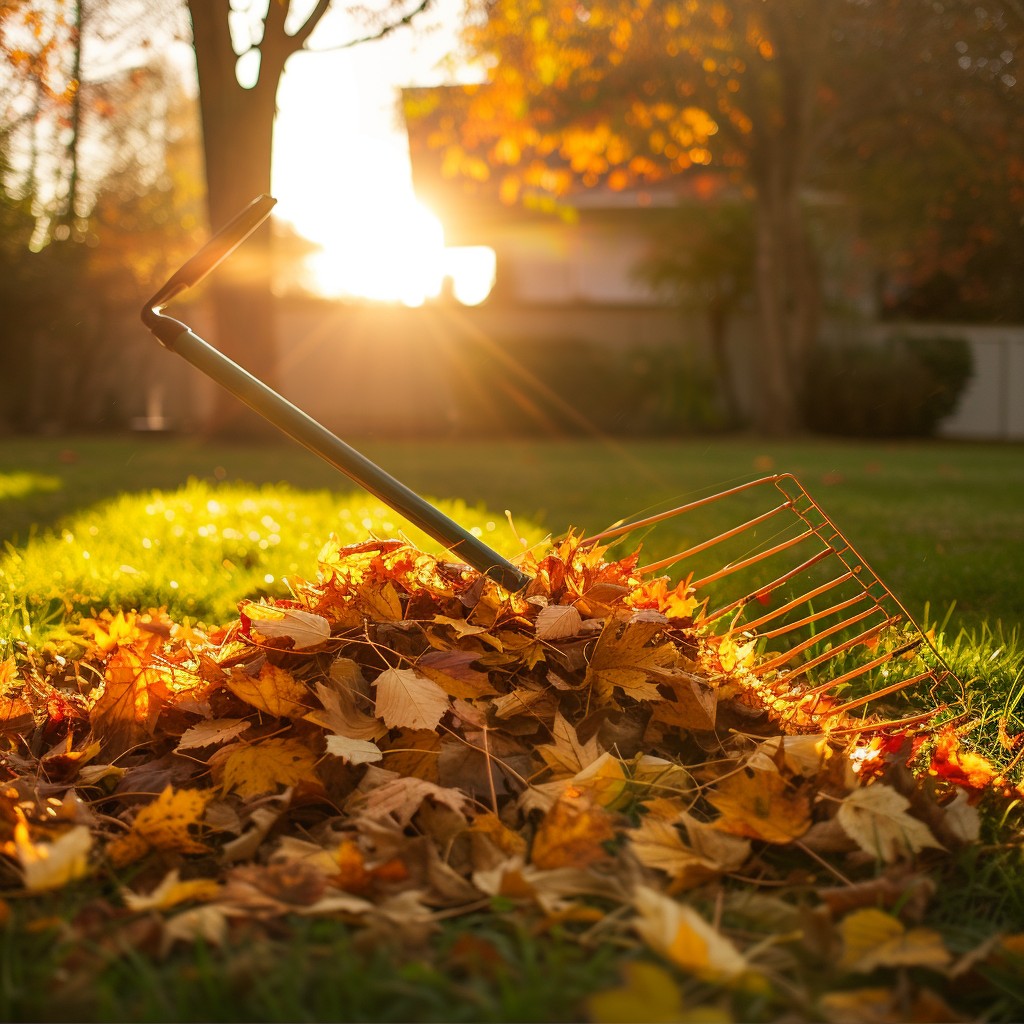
[2,433,1022,630]
[1,432,1023,1023]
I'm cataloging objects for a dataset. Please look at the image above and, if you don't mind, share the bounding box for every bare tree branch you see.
[301,0,433,53]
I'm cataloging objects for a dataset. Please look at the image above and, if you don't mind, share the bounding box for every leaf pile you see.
[2,534,1023,1020]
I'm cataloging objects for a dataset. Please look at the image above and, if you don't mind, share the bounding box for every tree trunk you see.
[188,3,282,437]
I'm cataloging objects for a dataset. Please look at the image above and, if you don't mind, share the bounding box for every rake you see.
[142,196,954,729]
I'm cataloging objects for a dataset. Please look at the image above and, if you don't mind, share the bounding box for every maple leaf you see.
[928,725,997,789]
[707,768,812,844]
[175,718,252,751]
[633,885,748,981]
[226,663,311,719]
[90,648,166,757]
[530,786,617,870]
[649,669,717,731]
[107,786,211,867]
[537,711,601,776]
[13,820,92,892]
[838,908,951,973]
[836,785,944,862]
[217,738,319,799]
[584,617,676,704]
[305,662,385,740]
[324,733,383,765]
[374,667,450,731]
[354,768,469,827]
[239,600,331,650]
[628,815,720,887]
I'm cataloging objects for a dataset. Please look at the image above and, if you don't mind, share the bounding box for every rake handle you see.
[159,323,531,593]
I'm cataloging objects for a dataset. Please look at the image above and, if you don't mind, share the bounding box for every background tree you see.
[185,0,432,434]
[422,0,1020,432]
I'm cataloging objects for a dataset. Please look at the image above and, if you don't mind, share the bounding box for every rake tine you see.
[700,549,843,624]
[755,590,872,639]
[794,635,924,695]
[829,670,940,717]
[690,528,822,590]
[757,610,897,672]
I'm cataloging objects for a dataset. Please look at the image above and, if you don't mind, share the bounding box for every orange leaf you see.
[530,787,616,869]
[218,738,319,799]
[226,663,310,719]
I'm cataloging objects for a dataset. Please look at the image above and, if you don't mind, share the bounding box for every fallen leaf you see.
[837,785,944,862]
[707,768,811,844]
[240,601,330,650]
[218,738,319,799]
[585,618,676,704]
[356,769,469,827]
[107,786,211,866]
[226,663,311,718]
[374,667,450,731]
[324,733,383,765]
[633,885,748,981]
[588,961,721,1024]
[123,869,221,912]
[535,604,583,640]
[176,718,252,750]
[14,821,92,892]
[161,905,228,955]
[530,787,616,869]
[838,908,951,973]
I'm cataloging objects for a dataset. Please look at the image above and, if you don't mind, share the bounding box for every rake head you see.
[586,474,956,735]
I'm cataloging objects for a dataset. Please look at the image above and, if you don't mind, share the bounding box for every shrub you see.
[802,334,973,437]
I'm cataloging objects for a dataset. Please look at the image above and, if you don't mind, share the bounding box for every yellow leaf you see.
[838,908,951,973]
[123,869,221,912]
[219,738,319,799]
[14,821,92,892]
[588,961,725,1024]
[629,815,718,887]
[633,885,747,981]
[226,663,310,718]
[374,667,450,731]
[107,786,211,867]
[836,785,943,863]
[707,769,811,844]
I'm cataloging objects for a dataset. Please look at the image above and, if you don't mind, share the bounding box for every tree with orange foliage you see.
[424,0,1020,433]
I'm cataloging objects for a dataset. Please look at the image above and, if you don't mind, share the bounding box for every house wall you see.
[85,298,1022,441]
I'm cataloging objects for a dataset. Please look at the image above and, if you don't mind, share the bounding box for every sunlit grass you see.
[0,479,546,650]
[0,470,61,501]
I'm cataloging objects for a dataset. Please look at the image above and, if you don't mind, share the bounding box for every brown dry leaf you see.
[175,718,252,751]
[837,785,944,863]
[107,786,211,867]
[584,618,676,704]
[530,787,616,870]
[218,738,319,799]
[374,667,450,731]
[416,650,498,700]
[633,885,748,981]
[356,769,470,827]
[324,733,383,766]
[226,663,311,718]
[707,768,812,844]
[535,604,583,640]
[649,669,717,731]
[628,815,720,887]
[538,711,601,776]
[837,908,951,973]
[160,905,228,956]
[240,601,330,650]
[306,679,385,741]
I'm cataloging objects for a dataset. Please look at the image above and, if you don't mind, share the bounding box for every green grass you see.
[2,434,1022,630]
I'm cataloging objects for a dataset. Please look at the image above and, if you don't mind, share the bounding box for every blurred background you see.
[0,0,1021,441]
